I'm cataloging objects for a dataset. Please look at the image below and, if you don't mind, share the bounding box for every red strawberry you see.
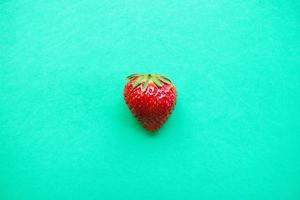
[124,74,177,132]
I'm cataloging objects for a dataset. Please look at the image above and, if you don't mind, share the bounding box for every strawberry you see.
[124,74,177,132]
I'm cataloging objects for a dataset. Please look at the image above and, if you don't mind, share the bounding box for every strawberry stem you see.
[128,74,172,90]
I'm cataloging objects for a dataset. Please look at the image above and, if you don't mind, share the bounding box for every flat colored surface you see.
[1,0,300,199]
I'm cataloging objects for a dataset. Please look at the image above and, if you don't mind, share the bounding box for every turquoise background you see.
[1,0,300,199]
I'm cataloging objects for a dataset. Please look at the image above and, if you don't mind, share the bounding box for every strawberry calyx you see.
[127,74,172,92]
